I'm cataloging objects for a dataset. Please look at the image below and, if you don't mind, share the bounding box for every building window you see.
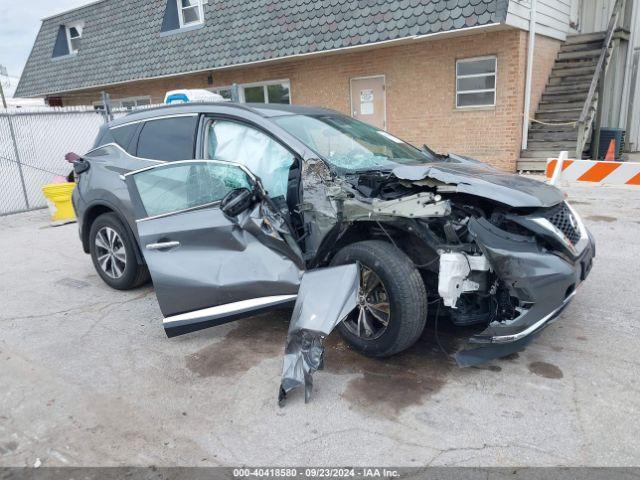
[241,81,290,104]
[208,81,291,104]
[93,96,152,111]
[66,23,83,54]
[177,0,204,27]
[209,87,233,100]
[47,97,64,107]
[120,97,151,109]
[455,56,496,108]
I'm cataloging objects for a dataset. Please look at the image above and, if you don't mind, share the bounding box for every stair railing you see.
[575,0,624,159]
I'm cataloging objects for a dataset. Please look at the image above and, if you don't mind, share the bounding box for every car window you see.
[110,124,138,154]
[205,120,294,199]
[132,162,251,218]
[136,115,198,161]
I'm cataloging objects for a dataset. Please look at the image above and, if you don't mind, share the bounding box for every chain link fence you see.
[0,104,163,216]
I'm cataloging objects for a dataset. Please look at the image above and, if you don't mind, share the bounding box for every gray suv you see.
[72,103,594,364]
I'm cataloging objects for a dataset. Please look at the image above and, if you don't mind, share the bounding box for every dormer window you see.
[177,0,204,27]
[66,23,83,54]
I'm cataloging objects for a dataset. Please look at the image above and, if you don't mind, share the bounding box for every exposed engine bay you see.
[288,156,595,373]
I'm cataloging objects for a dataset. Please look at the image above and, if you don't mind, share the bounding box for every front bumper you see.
[455,217,595,367]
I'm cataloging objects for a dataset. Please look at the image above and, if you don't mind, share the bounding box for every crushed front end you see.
[453,201,595,365]
[311,162,596,366]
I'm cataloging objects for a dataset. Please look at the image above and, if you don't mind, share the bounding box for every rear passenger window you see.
[110,124,138,154]
[136,115,198,161]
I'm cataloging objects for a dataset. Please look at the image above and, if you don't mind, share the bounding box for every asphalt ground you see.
[1,181,639,466]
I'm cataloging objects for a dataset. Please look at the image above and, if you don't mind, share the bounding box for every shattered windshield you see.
[273,114,440,172]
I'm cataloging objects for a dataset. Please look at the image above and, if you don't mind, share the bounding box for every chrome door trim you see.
[163,294,298,329]
[122,158,259,182]
[111,112,199,129]
[135,200,222,223]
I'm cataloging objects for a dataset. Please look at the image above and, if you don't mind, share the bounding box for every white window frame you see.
[66,23,84,54]
[176,0,205,28]
[208,80,292,104]
[207,86,234,101]
[238,80,292,104]
[455,56,497,109]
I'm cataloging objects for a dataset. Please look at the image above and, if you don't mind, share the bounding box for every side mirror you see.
[220,187,255,217]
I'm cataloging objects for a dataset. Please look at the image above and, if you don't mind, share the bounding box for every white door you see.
[350,76,387,130]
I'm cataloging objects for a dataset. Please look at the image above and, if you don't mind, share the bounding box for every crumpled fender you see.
[279,264,359,406]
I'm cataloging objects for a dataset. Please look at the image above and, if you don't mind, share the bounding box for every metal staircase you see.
[517,0,624,171]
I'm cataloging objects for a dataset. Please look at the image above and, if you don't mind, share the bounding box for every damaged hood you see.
[391,157,564,208]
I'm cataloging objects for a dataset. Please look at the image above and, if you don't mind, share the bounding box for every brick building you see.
[16,0,636,171]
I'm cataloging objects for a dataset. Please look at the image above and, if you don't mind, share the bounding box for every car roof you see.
[108,102,338,128]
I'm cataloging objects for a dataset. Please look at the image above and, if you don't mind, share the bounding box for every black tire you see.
[330,240,428,357]
[89,212,149,290]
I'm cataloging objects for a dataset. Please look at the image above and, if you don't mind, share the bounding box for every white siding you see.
[580,0,639,151]
[578,0,616,33]
[626,49,640,151]
[621,0,640,151]
[505,0,573,40]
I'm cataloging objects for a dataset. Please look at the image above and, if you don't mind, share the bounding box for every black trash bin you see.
[592,128,625,160]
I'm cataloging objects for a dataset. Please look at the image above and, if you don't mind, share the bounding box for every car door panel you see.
[137,206,302,318]
[124,160,304,338]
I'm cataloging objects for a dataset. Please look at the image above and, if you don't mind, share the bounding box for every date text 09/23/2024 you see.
[233,468,400,478]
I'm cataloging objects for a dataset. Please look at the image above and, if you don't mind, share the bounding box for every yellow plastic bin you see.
[42,183,77,222]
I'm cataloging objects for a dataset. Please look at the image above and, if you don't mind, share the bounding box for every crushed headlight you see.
[531,201,588,255]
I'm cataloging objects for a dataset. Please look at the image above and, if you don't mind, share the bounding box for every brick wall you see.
[61,29,560,172]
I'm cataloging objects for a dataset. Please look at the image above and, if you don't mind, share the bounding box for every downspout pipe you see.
[521,0,537,151]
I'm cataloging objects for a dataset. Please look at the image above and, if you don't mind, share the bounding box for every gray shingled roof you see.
[16,0,509,97]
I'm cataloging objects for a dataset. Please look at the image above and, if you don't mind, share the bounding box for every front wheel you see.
[330,240,428,357]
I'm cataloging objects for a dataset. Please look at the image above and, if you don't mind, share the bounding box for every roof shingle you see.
[16,0,508,97]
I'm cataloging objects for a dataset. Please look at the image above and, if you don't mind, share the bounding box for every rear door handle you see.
[146,241,180,251]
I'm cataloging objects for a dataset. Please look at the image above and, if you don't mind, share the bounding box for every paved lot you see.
[1,181,639,467]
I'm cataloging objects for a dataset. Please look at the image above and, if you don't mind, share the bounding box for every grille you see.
[543,202,581,245]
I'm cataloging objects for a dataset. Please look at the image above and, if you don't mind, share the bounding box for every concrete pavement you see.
[1,182,639,467]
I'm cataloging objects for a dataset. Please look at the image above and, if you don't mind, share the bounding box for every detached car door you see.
[123,160,304,337]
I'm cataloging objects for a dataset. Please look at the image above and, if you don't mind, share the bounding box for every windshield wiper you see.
[421,144,446,161]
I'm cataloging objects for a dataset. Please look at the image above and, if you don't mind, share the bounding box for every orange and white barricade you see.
[546,157,640,186]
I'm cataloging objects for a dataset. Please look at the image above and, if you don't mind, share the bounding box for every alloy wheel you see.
[343,265,390,340]
[94,226,127,279]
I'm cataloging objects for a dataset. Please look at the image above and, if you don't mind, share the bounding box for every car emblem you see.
[568,212,577,229]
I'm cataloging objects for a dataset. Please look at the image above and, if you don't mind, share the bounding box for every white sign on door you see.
[360,89,374,115]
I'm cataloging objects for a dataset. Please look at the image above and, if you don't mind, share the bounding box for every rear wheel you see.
[89,213,149,290]
[330,240,428,357]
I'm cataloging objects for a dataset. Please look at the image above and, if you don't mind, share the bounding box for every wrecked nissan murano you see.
[72,103,595,372]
